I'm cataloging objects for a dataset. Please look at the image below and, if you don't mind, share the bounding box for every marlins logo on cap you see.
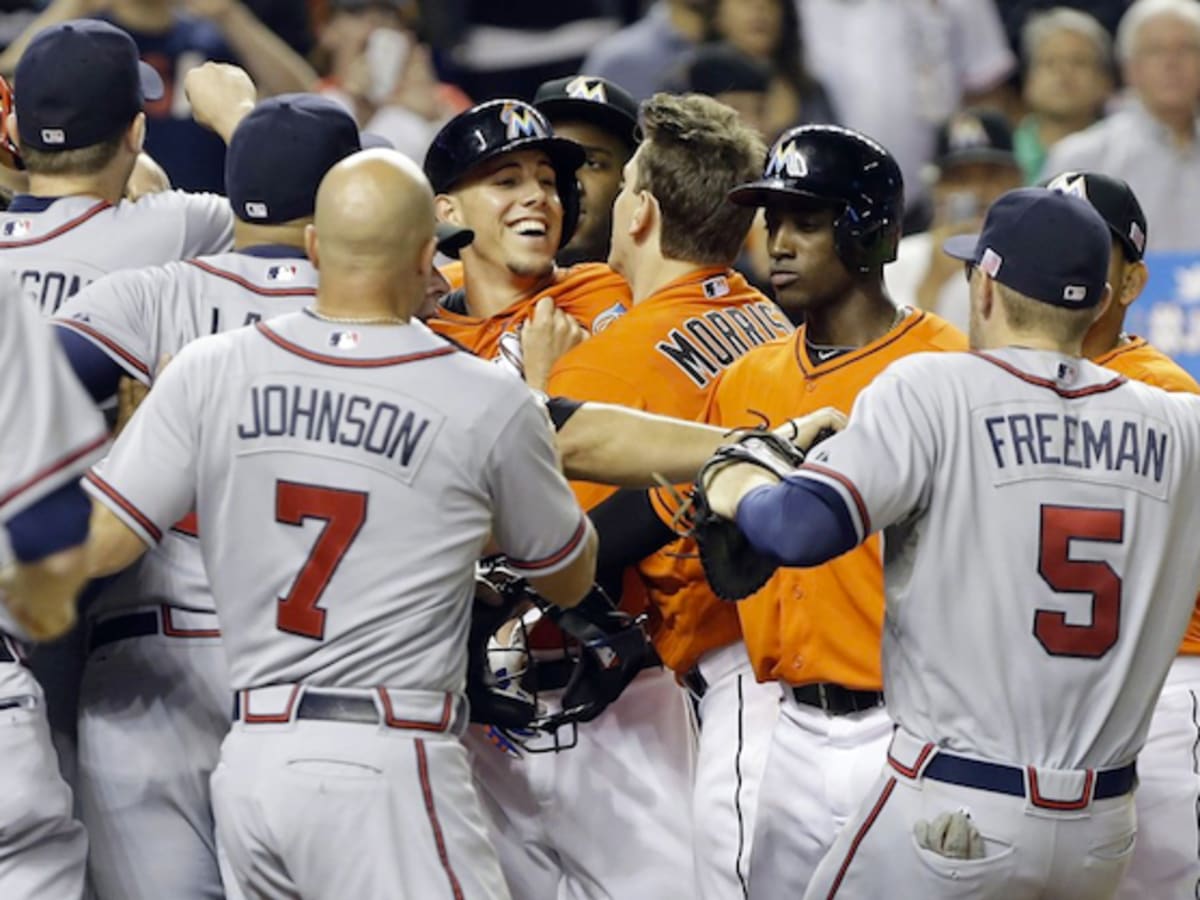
[765,140,808,179]
[500,102,546,141]
[945,113,990,153]
[565,76,607,104]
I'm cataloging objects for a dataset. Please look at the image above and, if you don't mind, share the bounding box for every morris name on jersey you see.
[655,302,791,388]
[236,375,443,482]
[982,408,1170,496]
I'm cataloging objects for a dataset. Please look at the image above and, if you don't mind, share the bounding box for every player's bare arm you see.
[521,295,586,391]
[0,545,87,641]
[184,62,257,145]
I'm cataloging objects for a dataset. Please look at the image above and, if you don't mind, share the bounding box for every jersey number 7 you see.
[1035,505,1124,659]
[275,481,368,640]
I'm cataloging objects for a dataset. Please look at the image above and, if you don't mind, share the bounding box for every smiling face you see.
[441,148,563,280]
[763,199,854,315]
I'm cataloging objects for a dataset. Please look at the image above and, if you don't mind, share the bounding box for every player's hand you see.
[0,548,87,642]
[184,62,257,142]
[114,375,150,438]
[773,407,847,452]
[913,810,985,860]
[520,297,586,392]
[124,153,171,202]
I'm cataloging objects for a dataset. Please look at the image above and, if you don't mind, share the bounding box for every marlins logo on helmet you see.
[765,140,808,180]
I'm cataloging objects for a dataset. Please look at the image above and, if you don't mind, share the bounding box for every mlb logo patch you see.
[268,265,298,282]
[244,202,269,220]
[1056,361,1078,384]
[328,331,360,350]
[702,276,729,299]
[1063,285,1087,303]
[39,128,65,145]
[2,219,31,238]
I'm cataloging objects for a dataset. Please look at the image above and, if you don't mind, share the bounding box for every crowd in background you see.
[0,0,1195,330]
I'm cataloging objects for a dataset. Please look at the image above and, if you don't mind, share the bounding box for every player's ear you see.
[1119,260,1148,310]
[305,223,319,269]
[630,189,655,241]
[126,113,146,155]
[434,193,462,227]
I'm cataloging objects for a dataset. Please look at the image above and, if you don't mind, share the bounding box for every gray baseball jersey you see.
[796,346,1200,770]
[0,192,233,315]
[55,249,318,618]
[84,310,588,692]
[0,270,108,636]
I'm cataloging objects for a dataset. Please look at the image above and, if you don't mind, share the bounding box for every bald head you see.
[310,149,436,274]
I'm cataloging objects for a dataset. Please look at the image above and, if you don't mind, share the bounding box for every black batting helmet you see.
[423,99,586,250]
[729,125,904,274]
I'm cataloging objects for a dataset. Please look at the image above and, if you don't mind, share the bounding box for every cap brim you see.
[138,61,164,102]
[436,223,474,258]
[534,98,640,149]
[937,149,1018,170]
[942,233,981,261]
[728,180,841,209]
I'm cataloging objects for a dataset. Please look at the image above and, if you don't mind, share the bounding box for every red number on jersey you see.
[1035,505,1124,659]
[275,481,368,640]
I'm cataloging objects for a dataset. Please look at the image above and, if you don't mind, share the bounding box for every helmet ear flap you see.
[833,205,901,274]
[557,170,581,250]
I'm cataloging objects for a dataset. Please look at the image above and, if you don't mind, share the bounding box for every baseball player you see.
[423,99,629,371]
[544,92,791,900]
[532,75,640,267]
[51,94,374,900]
[0,271,106,900]
[707,187,1200,899]
[688,125,965,897]
[0,23,239,315]
[1044,170,1200,899]
[83,149,597,899]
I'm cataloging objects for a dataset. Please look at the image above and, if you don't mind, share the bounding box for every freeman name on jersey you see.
[237,382,437,476]
[983,411,1168,484]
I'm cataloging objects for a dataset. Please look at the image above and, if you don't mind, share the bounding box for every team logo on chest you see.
[328,331,360,350]
[268,264,298,282]
[2,219,32,238]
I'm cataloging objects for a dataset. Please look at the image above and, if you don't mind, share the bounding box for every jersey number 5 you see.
[275,481,368,640]
[1035,505,1124,659]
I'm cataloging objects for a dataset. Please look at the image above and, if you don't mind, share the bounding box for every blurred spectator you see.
[997,1,1132,49]
[582,0,704,101]
[315,0,470,162]
[700,0,835,137]
[1,0,317,192]
[440,0,622,102]
[798,0,1017,220]
[533,75,640,265]
[1014,8,1114,182]
[888,109,1023,331]
[245,0,313,56]
[663,43,772,135]
[1043,0,1200,251]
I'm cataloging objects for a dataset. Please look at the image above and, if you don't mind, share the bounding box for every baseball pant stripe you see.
[416,738,465,900]
[1192,689,1200,900]
[825,776,897,900]
[734,674,750,899]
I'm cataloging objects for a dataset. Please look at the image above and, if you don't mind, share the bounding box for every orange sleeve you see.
[439,260,464,290]
[645,372,728,528]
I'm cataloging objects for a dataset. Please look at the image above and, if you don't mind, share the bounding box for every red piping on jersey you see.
[794,312,926,379]
[887,742,935,779]
[1026,767,1095,811]
[255,321,458,368]
[186,258,317,297]
[0,432,107,511]
[506,517,588,572]
[53,319,151,378]
[825,777,896,898]
[377,689,454,732]
[799,463,872,536]
[417,739,466,900]
[0,200,112,248]
[84,471,163,543]
[971,352,1127,398]
[160,605,221,639]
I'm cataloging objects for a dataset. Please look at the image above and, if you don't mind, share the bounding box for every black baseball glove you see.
[690,430,811,601]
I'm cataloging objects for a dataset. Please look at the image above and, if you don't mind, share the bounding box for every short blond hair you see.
[635,93,766,265]
[995,281,1099,344]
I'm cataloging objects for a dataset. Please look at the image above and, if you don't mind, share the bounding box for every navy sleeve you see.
[5,481,90,563]
[55,327,126,405]
[735,475,860,567]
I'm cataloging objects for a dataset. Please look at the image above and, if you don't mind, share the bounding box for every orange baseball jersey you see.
[546,266,793,673]
[714,310,966,688]
[427,262,628,361]
[439,260,464,290]
[1093,336,1200,656]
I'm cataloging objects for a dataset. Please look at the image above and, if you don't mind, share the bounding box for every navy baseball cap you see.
[933,109,1017,170]
[944,187,1111,309]
[534,76,640,151]
[226,94,372,225]
[15,20,163,152]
